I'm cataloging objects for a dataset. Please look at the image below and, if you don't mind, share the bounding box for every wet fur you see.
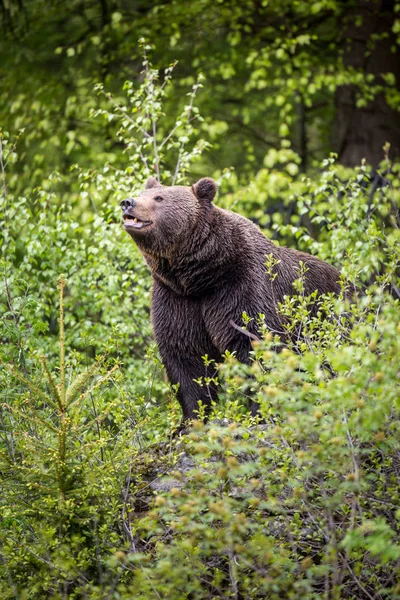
[122,177,342,423]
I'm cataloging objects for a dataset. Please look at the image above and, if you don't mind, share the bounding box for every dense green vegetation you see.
[1,1,400,598]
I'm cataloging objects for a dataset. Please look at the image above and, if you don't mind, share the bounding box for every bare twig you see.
[159,115,196,152]
[143,49,160,181]
[229,319,260,342]
[121,464,138,553]
[4,276,17,325]
[172,82,200,185]
[228,547,239,600]
[151,108,160,181]
[347,563,376,600]
[0,135,7,200]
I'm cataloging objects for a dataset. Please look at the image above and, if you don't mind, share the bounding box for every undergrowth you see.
[1,56,400,599]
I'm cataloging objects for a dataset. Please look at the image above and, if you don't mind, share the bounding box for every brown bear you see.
[121,176,343,424]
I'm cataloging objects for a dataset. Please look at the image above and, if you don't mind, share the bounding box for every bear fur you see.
[121,176,343,423]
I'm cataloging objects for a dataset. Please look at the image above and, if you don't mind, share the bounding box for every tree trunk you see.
[335,0,400,167]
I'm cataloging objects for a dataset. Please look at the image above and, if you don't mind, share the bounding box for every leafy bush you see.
[132,289,400,599]
[1,59,400,599]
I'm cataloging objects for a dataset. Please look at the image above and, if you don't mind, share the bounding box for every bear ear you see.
[192,178,217,204]
[145,176,162,189]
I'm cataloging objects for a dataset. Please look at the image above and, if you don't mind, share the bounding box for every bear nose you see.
[120,198,136,211]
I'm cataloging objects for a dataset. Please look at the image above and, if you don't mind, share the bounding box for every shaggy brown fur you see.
[121,177,343,423]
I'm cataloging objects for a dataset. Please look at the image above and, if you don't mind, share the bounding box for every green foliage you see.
[91,48,208,185]
[1,43,400,600]
[1,0,399,192]
[1,279,129,596]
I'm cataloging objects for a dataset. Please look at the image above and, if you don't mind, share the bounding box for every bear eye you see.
[154,195,163,202]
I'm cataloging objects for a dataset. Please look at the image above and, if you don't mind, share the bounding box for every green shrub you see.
[1,59,400,599]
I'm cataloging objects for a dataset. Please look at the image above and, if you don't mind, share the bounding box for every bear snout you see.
[120,198,136,211]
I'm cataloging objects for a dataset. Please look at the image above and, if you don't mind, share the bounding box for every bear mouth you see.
[123,214,152,230]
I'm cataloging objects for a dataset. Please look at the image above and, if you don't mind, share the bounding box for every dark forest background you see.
[1,1,400,599]
[1,0,400,186]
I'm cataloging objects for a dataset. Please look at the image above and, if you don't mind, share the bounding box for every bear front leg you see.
[162,353,220,422]
[152,281,221,423]
[203,287,281,418]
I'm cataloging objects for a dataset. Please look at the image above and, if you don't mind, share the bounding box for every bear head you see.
[121,176,217,256]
